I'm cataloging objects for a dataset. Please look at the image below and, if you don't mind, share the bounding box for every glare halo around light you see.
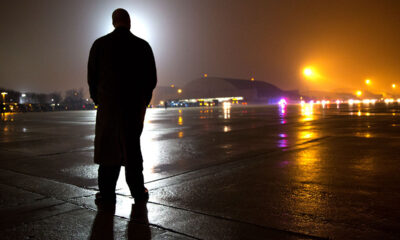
[303,68,313,77]
[105,15,150,41]
[101,4,151,42]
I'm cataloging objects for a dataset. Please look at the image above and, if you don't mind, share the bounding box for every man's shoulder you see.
[131,34,151,47]
[93,33,112,46]
[92,31,151,50]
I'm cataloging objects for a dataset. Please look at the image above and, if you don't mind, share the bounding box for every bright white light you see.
[223,102,231,108]
[304,68,313,76]
[278,98,287,106]
[101,5,151,42]
[321,100,327,108]
[105,16,150,41]
[223,102,231,119]
[131,17,150,40]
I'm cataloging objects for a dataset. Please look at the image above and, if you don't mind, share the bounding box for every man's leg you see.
[125,138,148,200]
[123,107,148,201]
[97,164,121,202]
[125,164,145,196]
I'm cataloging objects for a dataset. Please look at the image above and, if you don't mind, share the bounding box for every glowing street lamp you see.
[356,90,362,97]
[365,79,371,85]
[170,84,175,88]
[303,68,313,78]
[251,77,255,81]
[302,67,317,94]
[177,89,182,94]
[1,92,7,105]
[392,84,396,89]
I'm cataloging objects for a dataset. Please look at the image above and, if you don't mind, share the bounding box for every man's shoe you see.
[133,188,149,202]
[95,192,116,206]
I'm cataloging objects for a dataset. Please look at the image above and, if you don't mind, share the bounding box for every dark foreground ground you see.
[0,103,400,239]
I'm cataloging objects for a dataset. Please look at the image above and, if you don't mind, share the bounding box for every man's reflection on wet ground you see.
[128,202,151,239]
[89,206,115,240]
[90,202,150,240]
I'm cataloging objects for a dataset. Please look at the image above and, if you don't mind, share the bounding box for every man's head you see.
[112,8,131,29]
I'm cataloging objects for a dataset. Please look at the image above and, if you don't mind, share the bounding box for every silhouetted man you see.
[88,8,157,205]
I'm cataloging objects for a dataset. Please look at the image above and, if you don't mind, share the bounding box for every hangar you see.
[151,77,299,106]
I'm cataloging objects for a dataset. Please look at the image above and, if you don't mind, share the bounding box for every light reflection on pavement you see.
[1,103,400,187]
[1,103,400,238]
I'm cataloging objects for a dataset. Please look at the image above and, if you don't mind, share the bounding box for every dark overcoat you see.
[88,27,157,166]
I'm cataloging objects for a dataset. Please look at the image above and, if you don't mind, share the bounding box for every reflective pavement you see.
[0,103,400,239]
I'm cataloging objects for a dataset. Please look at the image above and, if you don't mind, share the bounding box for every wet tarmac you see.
[1,103,400,239]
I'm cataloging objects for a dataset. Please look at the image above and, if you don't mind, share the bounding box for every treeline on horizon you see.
[0,87,94,112]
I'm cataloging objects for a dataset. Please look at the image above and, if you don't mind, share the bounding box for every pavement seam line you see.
[0,147,91,159]
[0,176,198,240]
[146,138,328,192]
[6,202,67,215]
[36,148,92,157]
[0,204,83,231]
[144,136,331,185]
[81,206,201,240]
[124,218,200,240]
[15,208,84,230]
[0,136,332,239]
[65,191,328,240]
[0,167,95,194]
[146,201,329,240]
[1,186,321,240]
[0,136,330,194]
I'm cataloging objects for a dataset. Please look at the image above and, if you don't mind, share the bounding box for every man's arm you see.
[144,43,157,106]
[87,41,99,105]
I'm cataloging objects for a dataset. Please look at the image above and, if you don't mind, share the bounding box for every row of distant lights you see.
[299,99,400,105]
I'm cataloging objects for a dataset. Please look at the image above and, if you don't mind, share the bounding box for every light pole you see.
[1,92,7,112]
[1,92,7,105]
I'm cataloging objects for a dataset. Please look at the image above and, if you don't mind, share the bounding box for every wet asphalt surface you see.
[1,103,400,239]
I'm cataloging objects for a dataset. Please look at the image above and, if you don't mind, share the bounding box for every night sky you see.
[1,0,400,94]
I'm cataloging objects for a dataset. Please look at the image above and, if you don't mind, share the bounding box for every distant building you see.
[302,90,382,100]
[151,77,299,105]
